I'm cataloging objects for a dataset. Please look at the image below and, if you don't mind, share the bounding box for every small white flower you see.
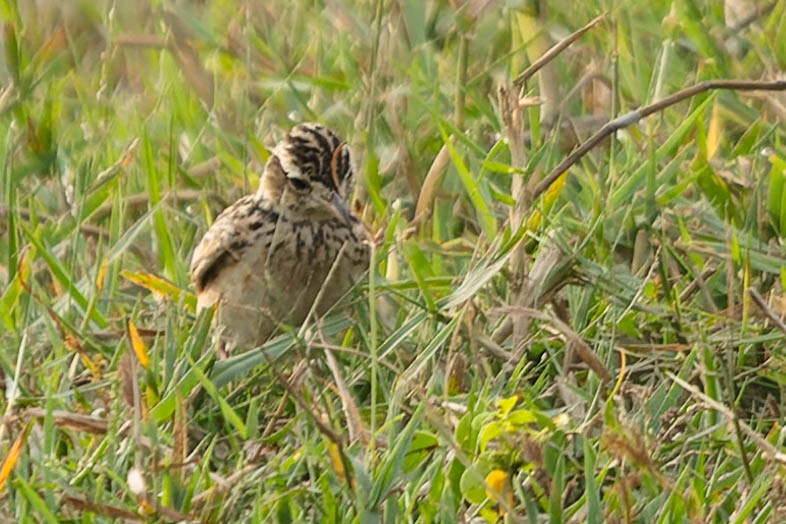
[127,468,146,496]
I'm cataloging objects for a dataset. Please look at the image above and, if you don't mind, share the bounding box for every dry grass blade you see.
[748,287,786,335]
[476,333,515,362]
[24,409,108,434]
[757,87,786,124]
[499,80,531,355]
[413,143,452,227]
[496,306,612,382]
[324,348,366,443]
[667,373,786,465]
[513,10,559,126]
[190,465,258,508]
[186,156,222,179]
[151,502,198,522]
[173,393,188,485]
[257,347,358,492]
[115,33,166,49]
[121,327,145,461]
[497,241,566,361]
[62,495,140,520]
[679,266,718,308]
[118,352,136,412]
[498,84,526,206]
[94,137,140,183]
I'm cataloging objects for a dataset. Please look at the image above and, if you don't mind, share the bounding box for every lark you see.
[190,123,369,350]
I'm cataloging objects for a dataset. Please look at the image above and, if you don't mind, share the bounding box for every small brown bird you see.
[190,123,369,350]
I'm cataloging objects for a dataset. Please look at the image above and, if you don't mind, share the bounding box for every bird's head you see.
[259,123,355,223]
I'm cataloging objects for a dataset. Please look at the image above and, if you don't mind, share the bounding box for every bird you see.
[189,123,370,351]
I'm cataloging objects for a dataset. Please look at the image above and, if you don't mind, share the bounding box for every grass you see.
[2,0,786,521]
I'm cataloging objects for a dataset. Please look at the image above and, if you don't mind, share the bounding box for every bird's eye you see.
[288,177,310,191]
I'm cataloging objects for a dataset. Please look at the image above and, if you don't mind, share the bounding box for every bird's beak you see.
[330,192,354,225]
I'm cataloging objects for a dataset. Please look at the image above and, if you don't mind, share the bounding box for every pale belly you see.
[198,224,367,349]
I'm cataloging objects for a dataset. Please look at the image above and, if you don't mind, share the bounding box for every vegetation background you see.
[1,0,786,522]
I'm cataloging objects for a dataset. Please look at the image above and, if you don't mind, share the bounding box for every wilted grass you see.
[2,0,786,522]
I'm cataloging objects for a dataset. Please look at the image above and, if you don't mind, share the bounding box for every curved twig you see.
[533,79,786,201]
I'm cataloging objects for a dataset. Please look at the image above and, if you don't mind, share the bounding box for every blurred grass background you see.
[2,0,786,521]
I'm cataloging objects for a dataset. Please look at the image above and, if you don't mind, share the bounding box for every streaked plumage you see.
[190,123,369,350]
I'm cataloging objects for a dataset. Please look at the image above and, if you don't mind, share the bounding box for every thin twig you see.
[533,79,786,201]
[260,392,291,441]
[257,345,345,447]
[62,496,140,520]
[679,265,718,312]
[748,287,786,336]
[92,188,225,221]
[476,333,515,362]
[190,464,258,507]
[114,33,166,48]
[23,408,108,434]
[0,205,153,264]
[512,14,605,90]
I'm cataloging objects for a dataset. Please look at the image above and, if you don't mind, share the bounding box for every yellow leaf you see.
[0,421,32,491]
[122,270,195,310]
[95,256,108,292]
[526,172,566,231]
[544,171,567,207]
[496,395,519,418]
[707,100,722,160]
[75,350,103,380]
[18,247,32,285]
[525,209,543,231]
[327,442,347,484]
[127,320,150,370]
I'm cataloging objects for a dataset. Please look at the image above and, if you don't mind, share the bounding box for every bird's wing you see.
[190,195,272,292]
